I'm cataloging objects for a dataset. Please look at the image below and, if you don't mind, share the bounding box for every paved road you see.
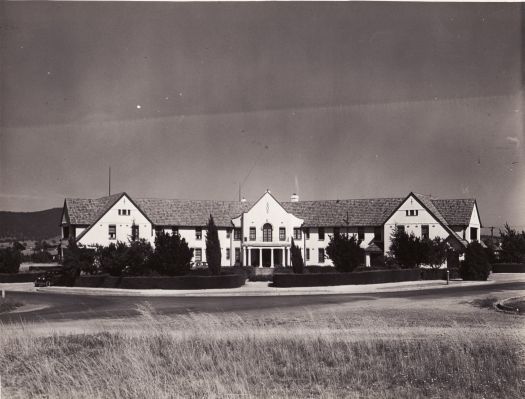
[1,282,524,324]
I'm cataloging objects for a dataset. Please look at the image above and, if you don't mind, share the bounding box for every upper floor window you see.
[306,248,310,261]
[263,223,273,242]
[470,227,478,242]
[118,209,130,216]
[172,226,179,236]
[249,227,256,241]
[155,227,163,236]
[421,225,429,240]
[196,228,202,240]
[406,210,418,217]
[226,229,231,239]
[234,228,241,241]
[293,228,302,240]
[397,225,405,234]
[131,224,139,241]
[108,225,116,240]
[226,248,230,260]
[318,227,325,241]
[374,227,382,241]
[279,227,286,241]
[357,227,365,241]
[304,228,310,240]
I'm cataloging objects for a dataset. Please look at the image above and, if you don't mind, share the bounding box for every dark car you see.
[34,271,64,287]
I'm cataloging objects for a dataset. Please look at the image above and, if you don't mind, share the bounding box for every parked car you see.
[34,271,64,287]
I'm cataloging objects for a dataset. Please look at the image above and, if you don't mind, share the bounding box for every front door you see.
[262,249,271,267]
[251,249,260,267]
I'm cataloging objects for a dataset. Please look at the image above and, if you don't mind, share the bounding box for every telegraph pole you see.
[108,166,111,196]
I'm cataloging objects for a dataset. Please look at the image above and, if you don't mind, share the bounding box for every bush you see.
[290,239,304,274]
[423,237,449,269]
[491,263,525,273]
[149,232,193,276]
[499,224,525,263]
[62,239,95,285]
[389,229,426,269]
[205,215,221,276]
[0,247,22,273]
[273,269,421,287]
[460,242,491,281]
[326,233,364,272]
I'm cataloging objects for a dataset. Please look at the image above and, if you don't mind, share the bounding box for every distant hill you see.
[0,208,62,241]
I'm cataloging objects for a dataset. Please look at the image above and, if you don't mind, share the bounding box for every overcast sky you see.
[0,2,523,229]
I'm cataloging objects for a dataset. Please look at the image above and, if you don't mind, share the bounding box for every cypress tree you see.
[290,238,304,274]
[206,214,222,275]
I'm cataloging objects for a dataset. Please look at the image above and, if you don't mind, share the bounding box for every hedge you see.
[0,272,41,283]
[75,273,246,290]
[420,268,447,280]
[272,269,421,287]
[491,263,525,273]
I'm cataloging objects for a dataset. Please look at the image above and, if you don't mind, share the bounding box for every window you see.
[406,210,418,217]
[235,248,241,263]
[131,224,139,241]
[279,227,286,241]
[263,223,272,242]
[194,248,202,262]
[306,248,310,261]
[470,227,478,242]
[172,226,179,236]
[318,248,325,263]
[250,227,256,241]
[374,227,382,241]
[226,248,230,260]
[118,209,130,216]
[226,229,231,239]
[421,225,429,240]
[293,228,302,240]
[333,227,340,237]
[397,225,405,233]
[155,227,163,236]
[108,225,116,240]
[318,228,325,241]
[118,209,121,216]
[357,227,365,241]
[234,228,241,241]
[196,228,202,240]
[304,228,310,240]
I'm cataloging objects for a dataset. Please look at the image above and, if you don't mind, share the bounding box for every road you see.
[1,281,524,324]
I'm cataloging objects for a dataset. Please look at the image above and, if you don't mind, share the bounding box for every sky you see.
[0,2,523,230]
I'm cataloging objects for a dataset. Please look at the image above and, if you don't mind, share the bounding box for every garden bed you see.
[272,269,421,287]
[75,273,246,290]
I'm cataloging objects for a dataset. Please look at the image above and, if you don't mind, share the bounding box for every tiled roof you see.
[282,198,404,227]
[431,198,476,227]
[64,193,477,231]
[135,198,252,227]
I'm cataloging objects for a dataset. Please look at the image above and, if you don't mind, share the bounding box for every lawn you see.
[0,303,523,399]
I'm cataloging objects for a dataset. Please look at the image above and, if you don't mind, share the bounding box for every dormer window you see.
[406,210,418,217]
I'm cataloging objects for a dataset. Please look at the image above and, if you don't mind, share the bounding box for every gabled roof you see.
[135,198,252,227]
[431,198,476,227]
[65,192,123,225]
[282,198,404,227]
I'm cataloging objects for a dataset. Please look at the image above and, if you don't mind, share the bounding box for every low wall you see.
[272,269,421,287]
[75,274,246,290]
[492,263,525,273]
[0,272,41,283]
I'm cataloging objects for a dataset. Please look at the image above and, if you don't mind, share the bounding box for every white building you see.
[60,190,481,268]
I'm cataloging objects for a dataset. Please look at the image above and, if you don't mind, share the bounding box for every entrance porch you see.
[244,246,290,268]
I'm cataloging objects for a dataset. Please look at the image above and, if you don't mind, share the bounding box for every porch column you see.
[246,247,250,266]
[282,248,285,267]
[365,253,371,267]
[270,248,274,268]
[258,248,262,268]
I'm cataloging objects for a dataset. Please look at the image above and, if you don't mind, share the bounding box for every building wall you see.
[383,195,449,256]
[78,195,153,247]
[466,204,481,242]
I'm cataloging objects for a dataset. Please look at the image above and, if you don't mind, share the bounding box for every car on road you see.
[34,271,64,287]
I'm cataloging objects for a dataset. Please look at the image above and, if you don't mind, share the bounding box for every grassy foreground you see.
[1,308,523,399]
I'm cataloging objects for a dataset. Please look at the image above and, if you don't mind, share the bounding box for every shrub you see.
[491,263,525,273]
[62,239,95,285]
[460,242,491,281]
[149,232,193,276]
[30,250,54,263]
[499,224,525,263]
[290,238,304,274]
[0,247,22,273]
[205,215,221,276]
[389,229,426,269]
[326,232,364,272]
[422,237,449,269]
[96,242,129,276]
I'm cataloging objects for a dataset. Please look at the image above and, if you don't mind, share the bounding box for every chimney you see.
[290,193,299,202]
[240,197,247,203]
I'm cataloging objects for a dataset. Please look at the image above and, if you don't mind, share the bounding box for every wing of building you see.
[60,191,481,268]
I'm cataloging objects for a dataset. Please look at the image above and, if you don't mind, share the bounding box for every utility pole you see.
[108,166,111,196]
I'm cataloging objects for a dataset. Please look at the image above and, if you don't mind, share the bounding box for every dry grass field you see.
[1,301,524,399]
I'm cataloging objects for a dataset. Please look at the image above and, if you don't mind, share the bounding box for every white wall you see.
[465,204,481,242]
[78,195,153,247]
[383,195,449,256]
